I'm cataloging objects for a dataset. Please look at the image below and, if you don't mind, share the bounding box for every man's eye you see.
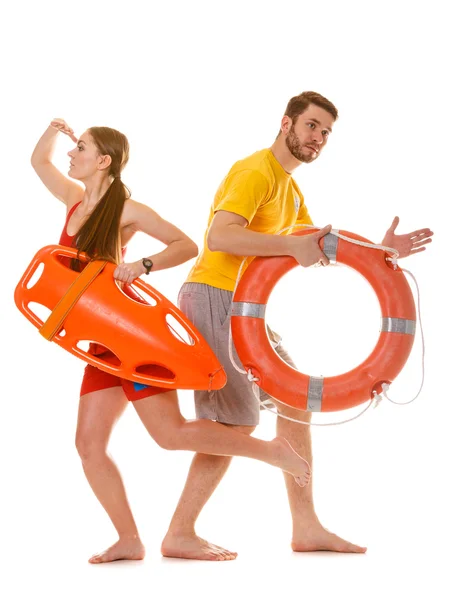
[77,146,83,151]
[323,131,329,137]
[307,123,315,129]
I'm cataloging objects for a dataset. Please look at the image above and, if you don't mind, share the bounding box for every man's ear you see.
[280,115,292,135]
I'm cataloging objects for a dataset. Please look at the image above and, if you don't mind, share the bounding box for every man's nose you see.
[311,131,324,144]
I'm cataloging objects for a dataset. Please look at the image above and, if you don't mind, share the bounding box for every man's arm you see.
[207,210,332,267]
[381,216,433,258]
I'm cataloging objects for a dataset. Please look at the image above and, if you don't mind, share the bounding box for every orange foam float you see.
[14,245,226,391]
[231,229,416,412]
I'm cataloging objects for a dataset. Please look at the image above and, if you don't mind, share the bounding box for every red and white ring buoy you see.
[231,229,416,412]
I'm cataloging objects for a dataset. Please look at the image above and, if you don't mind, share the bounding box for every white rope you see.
[227,224,425,427]
[251,374,379,427]
[278,223,400,268]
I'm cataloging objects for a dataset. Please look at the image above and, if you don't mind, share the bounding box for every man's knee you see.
[272,400,312,423]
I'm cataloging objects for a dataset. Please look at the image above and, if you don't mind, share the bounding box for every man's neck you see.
[270,138,302,174]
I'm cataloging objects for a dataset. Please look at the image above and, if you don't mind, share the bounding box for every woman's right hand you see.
[50,118,78,143]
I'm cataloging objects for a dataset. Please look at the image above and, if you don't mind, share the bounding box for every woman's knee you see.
[152,431,182,451]
[75,433,108,462]
[152,421,256,451]
[148,419,186,451]
[226,424,257,435]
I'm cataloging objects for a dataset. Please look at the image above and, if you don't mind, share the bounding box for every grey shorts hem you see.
[179,282,295,427]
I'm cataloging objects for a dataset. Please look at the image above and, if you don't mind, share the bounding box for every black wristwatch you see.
[142,258,153,275]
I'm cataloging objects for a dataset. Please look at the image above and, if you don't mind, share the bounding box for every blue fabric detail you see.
[133,382,150,392]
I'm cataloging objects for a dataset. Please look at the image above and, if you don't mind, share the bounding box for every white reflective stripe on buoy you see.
[324,231,339,262]
[232,302,266,319]
[307,376,324,411]
[381,317,416,335]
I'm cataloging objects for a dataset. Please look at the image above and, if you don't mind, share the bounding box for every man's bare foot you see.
[88,537,146,564]
[271,436,311,487]
[161,533,237,561]
[292,522,367,553]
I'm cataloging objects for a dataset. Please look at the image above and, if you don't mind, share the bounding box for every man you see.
[161,92,433,560]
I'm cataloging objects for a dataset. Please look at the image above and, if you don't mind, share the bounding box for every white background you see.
[1,1,448,598]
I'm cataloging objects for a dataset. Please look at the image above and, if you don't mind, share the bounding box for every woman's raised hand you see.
[50,118,78,143]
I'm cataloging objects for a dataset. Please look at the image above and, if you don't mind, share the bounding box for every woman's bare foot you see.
[271,436,311,487]
[292,521,367,553]
[161,533,237,561]
[88,537,146,564]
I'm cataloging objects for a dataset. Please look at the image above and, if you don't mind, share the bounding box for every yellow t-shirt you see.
[187,148,313,291]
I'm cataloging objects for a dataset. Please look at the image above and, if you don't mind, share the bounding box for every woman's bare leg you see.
[132,390,310,483]
[76,386,145,563]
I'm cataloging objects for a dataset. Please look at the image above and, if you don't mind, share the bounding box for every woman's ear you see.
[97,154,112,172]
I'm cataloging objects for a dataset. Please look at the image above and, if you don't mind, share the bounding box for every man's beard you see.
[286,129,318,163]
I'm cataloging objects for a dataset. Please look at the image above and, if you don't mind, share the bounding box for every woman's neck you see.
[80,175,113,211]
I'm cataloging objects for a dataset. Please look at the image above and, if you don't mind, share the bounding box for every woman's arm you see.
[113,200,198,283]
[31,119,83,206]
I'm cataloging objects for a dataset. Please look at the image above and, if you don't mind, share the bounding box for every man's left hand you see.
[381,216,433,259]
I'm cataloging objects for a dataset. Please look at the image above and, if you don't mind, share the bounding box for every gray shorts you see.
[178,282,296,426]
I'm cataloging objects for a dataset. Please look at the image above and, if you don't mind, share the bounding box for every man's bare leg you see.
[276,404,366,553]
[162,410,366,558]
[161,425,254,561]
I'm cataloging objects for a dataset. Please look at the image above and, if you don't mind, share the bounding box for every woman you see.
[30,119,311,563]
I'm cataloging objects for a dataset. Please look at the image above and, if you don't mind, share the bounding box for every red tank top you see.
[59,201,136,273]
[59,202,80,247]
[59,202,130,260]
[59,202,145,355]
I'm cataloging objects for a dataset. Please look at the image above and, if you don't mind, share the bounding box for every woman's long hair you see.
[73,126,130,269]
